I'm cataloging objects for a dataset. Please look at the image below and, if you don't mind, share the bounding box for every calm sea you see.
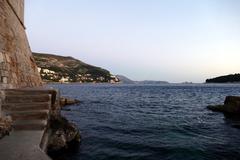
[49,84,240,160]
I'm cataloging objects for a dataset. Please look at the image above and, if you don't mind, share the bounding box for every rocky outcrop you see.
[47,96,81,154]
[207,96,240,114]
[0,116,12,139]
[60,97,80,107]
[47,115,81,153]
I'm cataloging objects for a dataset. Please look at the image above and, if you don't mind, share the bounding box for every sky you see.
[25,0,240,83]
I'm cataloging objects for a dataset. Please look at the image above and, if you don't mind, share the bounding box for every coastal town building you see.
[37,67,120,83]
[59,76,70,83]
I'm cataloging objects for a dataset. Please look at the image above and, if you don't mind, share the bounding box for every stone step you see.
[13,119,48,126]
[4,94,51,103]
[3,89,56,96]
[13,120,48,131]
[13,125,46,131]
[2,102,50,111]
[9,110,49,121]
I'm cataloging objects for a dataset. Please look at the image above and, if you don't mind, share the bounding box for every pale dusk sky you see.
[25,0,240,83]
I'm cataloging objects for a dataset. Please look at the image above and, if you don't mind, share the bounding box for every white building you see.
[42,69,55,74]
[59,77,69,83]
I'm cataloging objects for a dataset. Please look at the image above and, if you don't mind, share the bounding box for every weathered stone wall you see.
[7,0,24,24]
[0,0,42,88]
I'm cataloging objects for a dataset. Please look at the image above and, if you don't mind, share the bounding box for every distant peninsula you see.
[206,74,240,83]
[116,75,169,84]
[33,52,120,83]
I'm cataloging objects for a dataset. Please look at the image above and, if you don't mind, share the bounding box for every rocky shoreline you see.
[47,114,81,154]
[60,97,81,107]
[46,96,81,157]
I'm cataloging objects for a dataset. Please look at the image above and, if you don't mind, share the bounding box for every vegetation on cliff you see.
[206,74,240,83]
[33,52,119,83]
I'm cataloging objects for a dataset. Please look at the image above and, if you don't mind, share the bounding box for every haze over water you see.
[50,84,240,160]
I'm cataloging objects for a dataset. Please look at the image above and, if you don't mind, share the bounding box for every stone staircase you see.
[1,89,52,131]
[0,88,58,160]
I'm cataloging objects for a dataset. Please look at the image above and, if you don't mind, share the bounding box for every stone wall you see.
[7,0,24,24]
[0,0,42,89]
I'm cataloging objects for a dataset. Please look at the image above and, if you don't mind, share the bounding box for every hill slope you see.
[116,75,135,84]
[33,52,119,83]
[206,74,240,83]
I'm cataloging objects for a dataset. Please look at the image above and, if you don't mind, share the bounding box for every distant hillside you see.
[116,75,135,84]
[116,75,169,84]
[206,74,240,83]
[33,52,119,83]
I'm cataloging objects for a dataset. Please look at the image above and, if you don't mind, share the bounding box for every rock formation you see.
[60,97,80,107]
[47,115,81,153]
[0,116,12,139]
[207,96,240,115]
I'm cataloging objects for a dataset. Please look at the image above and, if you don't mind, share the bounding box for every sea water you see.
[50,84,240,160]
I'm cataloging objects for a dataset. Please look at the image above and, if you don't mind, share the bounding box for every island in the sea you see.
[33,52,120,83]
[206,74,240,83]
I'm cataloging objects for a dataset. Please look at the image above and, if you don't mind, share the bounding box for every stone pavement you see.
[0,131,51,160]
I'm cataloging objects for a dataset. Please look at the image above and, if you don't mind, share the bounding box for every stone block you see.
[4,54,10,63]
[2,77,8,84]
[1,76,8,84]
[0,52,4,63]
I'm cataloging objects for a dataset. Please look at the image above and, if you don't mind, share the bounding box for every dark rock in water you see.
[62,108,72,112]
[47,115,81,153]
[207,96,240,114]
[60,97,80,107]
[224,96,240,106]
[207,105,225,112]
